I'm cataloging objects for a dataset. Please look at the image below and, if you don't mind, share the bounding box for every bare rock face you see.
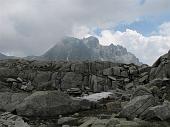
[41,36,141,65]
[166,50,170,78]
[0,50,169,126]
[0,92,29,112]
[150,50,170,80]
[0,112,30,127]
[132,86,151,99]
[58,117,78,125]
[33,71,52,84]
[141,101,170,120]
[119,95,159,120]
[16,91,81,117]
[61,72,83,90]
[105,101,122,113]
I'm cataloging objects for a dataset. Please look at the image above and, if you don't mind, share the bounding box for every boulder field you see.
[0,50,169,126]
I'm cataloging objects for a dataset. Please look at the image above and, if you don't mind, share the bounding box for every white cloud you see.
[71,21,170,65]
[71,25,91,39]
[71,24,170,65]
[159,22,170,36]
[0,0,170,56]
[95,25,170,65]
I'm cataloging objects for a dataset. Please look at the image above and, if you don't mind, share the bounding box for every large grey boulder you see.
[0,68,18,78]
[113,67,122,77]
[0,81,12,92]
[119,95,159,120]
[148,78,165,88]
[36,80,56,90]
[103,68,112,76]
[150,50,170,80]
[18,70,37,82]
[79,117,99,127]
[139,65,151,74]
[89,75,106,92]
[0,92,29,112]
[79,117,120,127]
[141,101,170,120]
[33,71,52,84]
[139,74,149,84]
[132,86,151,99]
[61,72,83,90]
[147,78,170,101]
[105,101,122,113]
[0,112,30,127]
[58,117,78,125]
[16,91,80,117]
[79,116,170,127]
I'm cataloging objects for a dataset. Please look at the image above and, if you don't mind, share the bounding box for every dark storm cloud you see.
[0,0,169,56]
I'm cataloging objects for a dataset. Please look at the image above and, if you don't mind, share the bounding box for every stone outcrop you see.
[58,117,78,125]
[0,112,30,127]
[119,95,159,120]
[61,72,83,90]
[150,50,170,80]
[16,91,80,117]
[78,116,169,127]
[0,59,141,94]
[141,101,170,120]
[0,92,29,112]
[0,50,169,126]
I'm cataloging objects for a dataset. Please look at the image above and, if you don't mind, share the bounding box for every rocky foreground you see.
[0,51,169,127]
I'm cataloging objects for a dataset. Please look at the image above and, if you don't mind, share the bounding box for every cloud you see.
[0,0,170,56]
[71,22,170,65]
[139,0,146,5]
[71,25,91,39]
[159,22,170,36]
[95,23,170,65]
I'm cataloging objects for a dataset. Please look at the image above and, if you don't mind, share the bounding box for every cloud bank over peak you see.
[0,0,170,64]
[73,22,170,65]
[99,30,170,65]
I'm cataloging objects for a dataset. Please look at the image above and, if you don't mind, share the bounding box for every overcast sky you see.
[0,0,170,65]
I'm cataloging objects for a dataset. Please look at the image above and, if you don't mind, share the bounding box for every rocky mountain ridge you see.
[0,53,18,60]
[0,53,7,59]
[42,36,141,65]
[0,36,141,65]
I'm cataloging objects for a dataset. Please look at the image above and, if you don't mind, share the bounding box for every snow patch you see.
[78,92,113,102]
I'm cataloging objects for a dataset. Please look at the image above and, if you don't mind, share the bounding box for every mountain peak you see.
[83,36,99,48]
[41,36,141,65]
[0,52,7,59]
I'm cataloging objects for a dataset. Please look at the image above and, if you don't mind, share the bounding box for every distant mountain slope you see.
[0,53,18,60]
[42,36,141,65]
[0,53,7,59]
